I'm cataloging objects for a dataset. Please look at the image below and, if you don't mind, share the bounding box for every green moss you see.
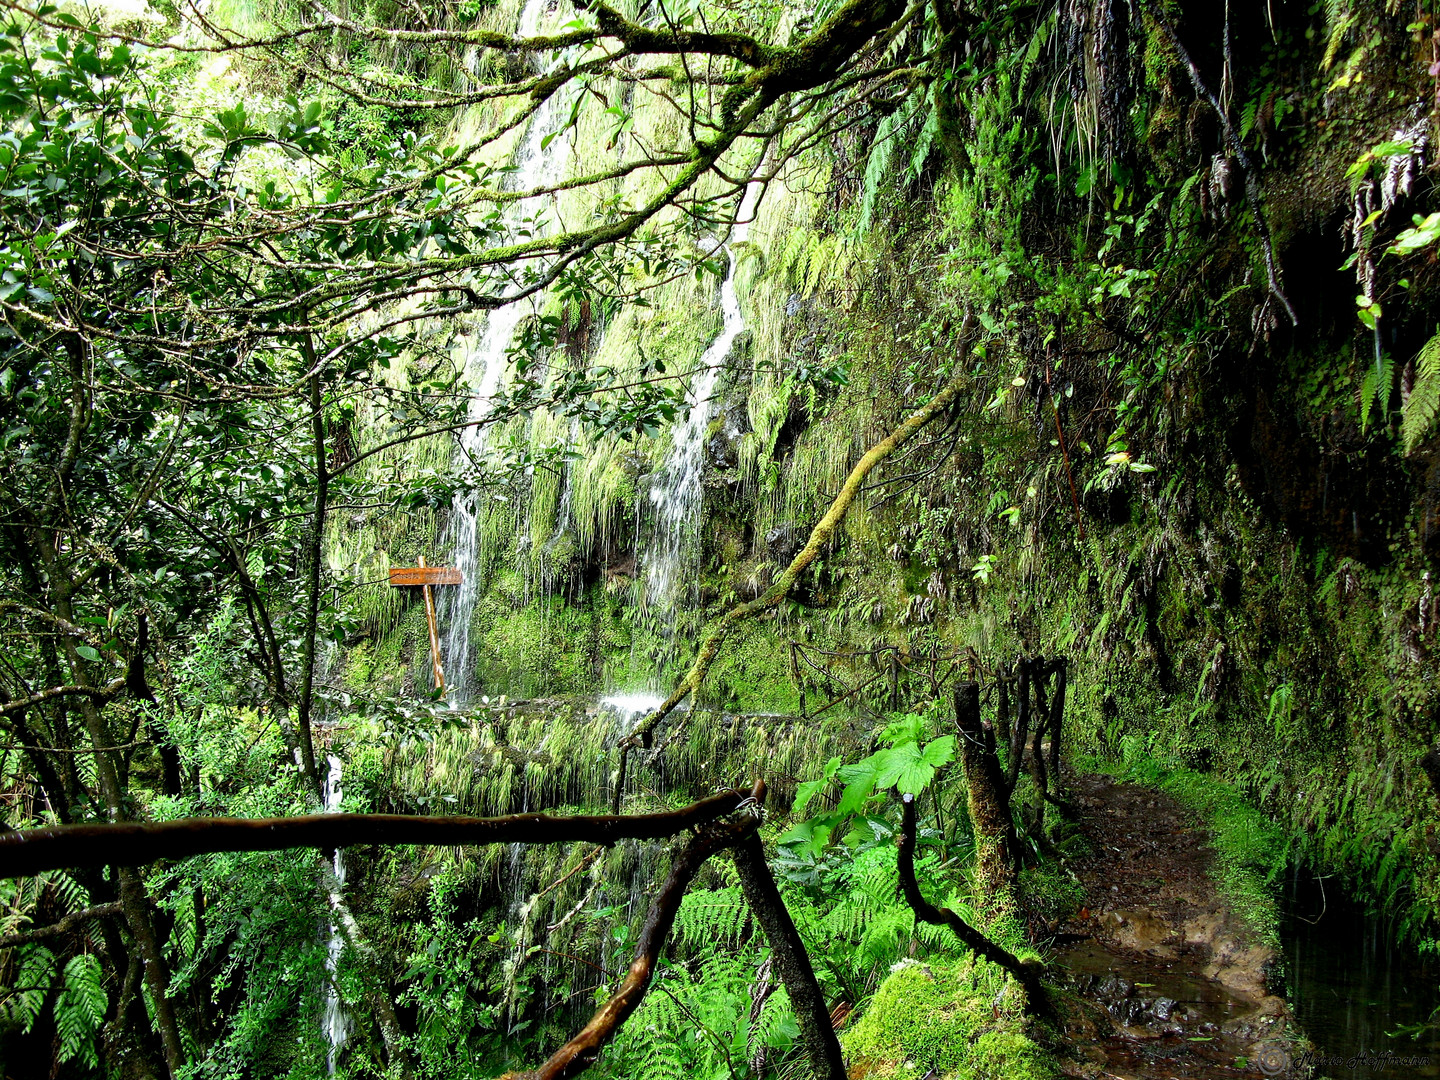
[841,957,1056,1080]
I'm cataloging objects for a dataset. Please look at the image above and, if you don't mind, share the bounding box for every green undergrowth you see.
[1080,743,1286,948]
[841,956,1057,1080]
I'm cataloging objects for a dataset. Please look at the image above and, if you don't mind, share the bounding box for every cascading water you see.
[641,181,763,625]
[599,692,665,728]
[440,0,577,702]
[321,754,350,1074]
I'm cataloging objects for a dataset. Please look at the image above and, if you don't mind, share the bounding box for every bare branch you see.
[0,788,755,878]
[0,902,122,949]
[898,793,1049,1015]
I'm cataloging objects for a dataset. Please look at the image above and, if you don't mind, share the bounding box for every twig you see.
[1147,2,1296,327]
[0,901,122,949]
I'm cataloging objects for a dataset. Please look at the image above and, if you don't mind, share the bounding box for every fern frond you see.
[1322,1,1356,71]
[1240,97,1260,142]
[45,869,89,914]
[1402,332,1440,452]
[673,886,747,950]
[857,96,919,234]
[57,953,106,1067]
[1359,349,1394,434]
[1,945,56,1032]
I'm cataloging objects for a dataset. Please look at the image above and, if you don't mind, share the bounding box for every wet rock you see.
[706,428,737,469]
[765,523,806,562]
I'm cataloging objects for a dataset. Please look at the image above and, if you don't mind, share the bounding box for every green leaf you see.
[74,645,100,662]
[835,757,881,814]
[793,778,826,817]
[873,736,954,795]
[920,735,955,769]
[879,714,924,747]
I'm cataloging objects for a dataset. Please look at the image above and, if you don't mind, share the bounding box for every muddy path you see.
[1051,772,1307,1080]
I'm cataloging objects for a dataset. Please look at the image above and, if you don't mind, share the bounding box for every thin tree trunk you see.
[514,814,761,1080]
[732,832,846,1080]
[1046,658,1066,785]
[994,663,1011,757]
[1005,657,1031,795]
[897,794,1048,1015]
[50,571,188,1077]
[295,360,326,800]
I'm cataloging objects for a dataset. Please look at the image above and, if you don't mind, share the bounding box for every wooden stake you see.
[419,556,445,694]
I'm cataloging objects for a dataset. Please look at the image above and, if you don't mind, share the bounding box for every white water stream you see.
[640,181,763,623]
[438,0,765,701]
[440,0,576,702]
[321,754,350,1073]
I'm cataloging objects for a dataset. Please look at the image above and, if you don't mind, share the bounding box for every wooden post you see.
[418,557,444,693]
[388,561,461,696]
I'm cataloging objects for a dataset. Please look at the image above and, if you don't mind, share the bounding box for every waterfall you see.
[321,754,350,1074]
[440,0,576,703]
[600,692,665,727]
[641,181,762,624]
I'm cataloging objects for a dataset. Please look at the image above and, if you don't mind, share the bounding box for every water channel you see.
[1280,868,1439,1078]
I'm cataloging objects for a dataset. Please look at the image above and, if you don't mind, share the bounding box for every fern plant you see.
[56,953,108,1069]
[1402,332,1440,453]
[1358,349,1394,435]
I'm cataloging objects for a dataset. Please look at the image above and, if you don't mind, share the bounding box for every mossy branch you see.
[615,321,975,787]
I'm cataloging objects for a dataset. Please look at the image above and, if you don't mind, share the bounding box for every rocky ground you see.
[1052,773,1309,1080]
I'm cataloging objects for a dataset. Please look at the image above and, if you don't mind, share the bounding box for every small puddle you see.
[1056,937,1269,1078]
[1281,869,1439,1078]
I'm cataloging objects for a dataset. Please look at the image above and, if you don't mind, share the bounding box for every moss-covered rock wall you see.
[325,0,1440,940]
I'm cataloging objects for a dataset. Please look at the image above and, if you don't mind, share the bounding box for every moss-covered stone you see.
[841,956,1057,1080]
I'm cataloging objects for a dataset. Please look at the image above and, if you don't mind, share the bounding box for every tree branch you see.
[897,793,1049,1016]
[0,901,122,949]
[0,788,755,878]
[621,319,976,756]
[511,783,765,1080]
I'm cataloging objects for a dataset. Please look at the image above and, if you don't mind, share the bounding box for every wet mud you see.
[1052,773,1306,1080]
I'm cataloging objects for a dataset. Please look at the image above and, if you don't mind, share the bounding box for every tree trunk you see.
[1046,658,1067,786]
[953,683,1018,907]
[295,360,327,801]
[1005,657,1031,795]
[732,832,846,1080]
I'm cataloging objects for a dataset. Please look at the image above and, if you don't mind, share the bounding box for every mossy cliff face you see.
[333,0,1440,936]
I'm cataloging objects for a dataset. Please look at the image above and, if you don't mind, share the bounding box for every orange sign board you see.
[388,566,462,587]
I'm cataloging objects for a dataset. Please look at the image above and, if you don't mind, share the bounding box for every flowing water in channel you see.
[440,0,577,704]
[1281,868,1440,1078]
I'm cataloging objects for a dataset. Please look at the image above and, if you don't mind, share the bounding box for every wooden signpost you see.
[388,556,462,693]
